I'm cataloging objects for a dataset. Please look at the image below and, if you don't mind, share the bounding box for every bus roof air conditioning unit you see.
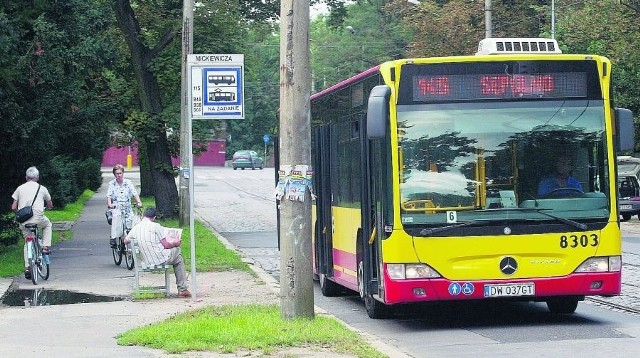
[476,38,562,55]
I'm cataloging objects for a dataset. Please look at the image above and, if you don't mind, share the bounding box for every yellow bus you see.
[309,38,634,318]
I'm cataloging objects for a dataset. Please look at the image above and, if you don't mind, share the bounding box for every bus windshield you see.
[397,100,610,225]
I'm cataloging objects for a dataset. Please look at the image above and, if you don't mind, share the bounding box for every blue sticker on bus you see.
[461,282,475,295]
[448,282,462,296]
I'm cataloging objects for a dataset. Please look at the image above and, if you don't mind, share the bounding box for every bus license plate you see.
[484,283,535,297]
[621,204,633,210]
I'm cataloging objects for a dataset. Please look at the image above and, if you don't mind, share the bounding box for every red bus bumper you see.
[382,271,621,304]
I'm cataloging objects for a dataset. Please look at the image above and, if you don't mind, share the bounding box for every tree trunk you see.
[137,139,153,197]
[113,0,179,218]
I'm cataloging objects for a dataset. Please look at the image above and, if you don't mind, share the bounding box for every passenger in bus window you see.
[537,154,583,196]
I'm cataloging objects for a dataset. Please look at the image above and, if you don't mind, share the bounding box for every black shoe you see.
[110,238,117,248]
[24,270,31,280]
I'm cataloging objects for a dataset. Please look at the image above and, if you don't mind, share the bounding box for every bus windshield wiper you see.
[480,207,588,231]
[418,208,587,236]
[535,209,588,231]
[419,220,490,236]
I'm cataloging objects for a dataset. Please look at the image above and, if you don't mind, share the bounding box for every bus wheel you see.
[319,273,340,297]
[546,298,579,314]
[364,294,390,319]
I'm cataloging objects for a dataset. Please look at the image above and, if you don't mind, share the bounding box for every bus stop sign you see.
[188,54,244,120]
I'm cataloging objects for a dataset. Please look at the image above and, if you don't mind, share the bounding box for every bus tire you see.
[319,273,340,297]
[546,297,579,314]
[357,260,365,298]
[364,294,390,319]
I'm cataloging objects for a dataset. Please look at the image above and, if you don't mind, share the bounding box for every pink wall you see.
[102,146,139,167]
[102,141,226,167]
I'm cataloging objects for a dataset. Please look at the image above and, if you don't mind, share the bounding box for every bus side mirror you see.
[615,107,634,152]
[367,85,391,139]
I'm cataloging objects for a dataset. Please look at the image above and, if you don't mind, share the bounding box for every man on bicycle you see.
[11,166,53,279]
[107,164,142,248]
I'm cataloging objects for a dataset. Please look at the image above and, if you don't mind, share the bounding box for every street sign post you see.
[185,54,244,300]
[188,54,245,120]
[263,134,270,164]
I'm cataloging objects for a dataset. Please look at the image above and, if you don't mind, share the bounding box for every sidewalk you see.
[0,169,282,357]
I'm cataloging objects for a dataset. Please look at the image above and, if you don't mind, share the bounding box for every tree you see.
[554,0,640,149]
[310,0,414,91]
[227,23,280,158]
[0,0,118,204]
[112,0,180,218]
[1,0,120,245]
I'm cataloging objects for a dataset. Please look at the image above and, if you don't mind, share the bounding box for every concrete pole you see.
[279,0,314,319]
[551,0,555,39]
[485,0,492,38]
[179,0,194,226]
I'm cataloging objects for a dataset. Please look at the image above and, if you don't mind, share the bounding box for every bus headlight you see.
[387,263,441,279]
[575,256,621,273]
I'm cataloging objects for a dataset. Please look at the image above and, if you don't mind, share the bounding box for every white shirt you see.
[126,217,168,265]
[12,181,51,221]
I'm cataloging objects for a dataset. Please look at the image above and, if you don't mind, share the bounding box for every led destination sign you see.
[398,61,602,104]
[413,72,587,101]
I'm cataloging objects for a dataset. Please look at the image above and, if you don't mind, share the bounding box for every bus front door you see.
[313,125,335,286]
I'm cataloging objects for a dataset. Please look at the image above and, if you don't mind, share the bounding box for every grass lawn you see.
[117,304,386,358]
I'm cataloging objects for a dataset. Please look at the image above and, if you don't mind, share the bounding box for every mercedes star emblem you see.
[500,256,518,275]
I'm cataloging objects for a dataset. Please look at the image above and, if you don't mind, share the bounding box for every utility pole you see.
[551,0,555,39]
[179,0,194,226]
[485,0,492,38]
[278,0,314,319]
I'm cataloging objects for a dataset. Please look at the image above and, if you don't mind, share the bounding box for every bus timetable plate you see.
[484,283,535,297]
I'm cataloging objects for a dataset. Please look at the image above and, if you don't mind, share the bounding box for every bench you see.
[130,239,171,296]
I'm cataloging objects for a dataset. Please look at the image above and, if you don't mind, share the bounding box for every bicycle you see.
[111,204,140,270]
[24,223,50,285]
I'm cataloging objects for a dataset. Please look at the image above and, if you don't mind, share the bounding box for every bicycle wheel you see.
[38,255,50,280]
[112,236,123,265]
[37,235,50,280]
[28,242,38,285]
[124,240,134,270]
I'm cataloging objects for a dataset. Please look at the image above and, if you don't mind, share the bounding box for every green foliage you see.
[40,156,103,208]
[554,0,640,150]
[227,23,280,158]
[0,213,21,248]
[310,1,414,91]
[0,244,24,277]
[0,0,120,219]
[46,189,95,222]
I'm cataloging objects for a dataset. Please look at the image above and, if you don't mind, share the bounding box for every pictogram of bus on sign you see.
[208,74,235,85]
[209,89,236,102]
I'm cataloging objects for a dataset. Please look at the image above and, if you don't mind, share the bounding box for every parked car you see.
[232,150,264,170]
[619,175,640,221]
[618,156,640,179]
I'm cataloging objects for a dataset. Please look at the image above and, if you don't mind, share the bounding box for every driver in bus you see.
[537,154,583,196]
